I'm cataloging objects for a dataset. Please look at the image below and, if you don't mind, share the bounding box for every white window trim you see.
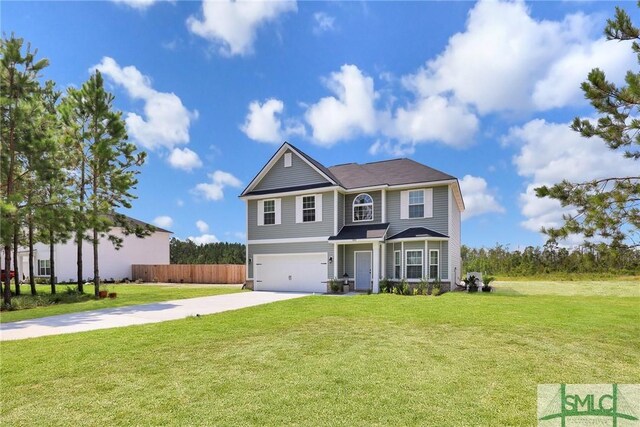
[296,194,322,224]
[408,189,425,219]
[394,250,401,279]
[401,188,433,219]
[284,152,292,168]
[405,249,423,280]
[352,193,374,223]
[429,249,439,281]
[38,259,51,276]
[258,198,281,226]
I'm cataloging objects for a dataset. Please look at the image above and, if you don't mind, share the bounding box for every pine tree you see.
[0,35,49,306]
[63,71,146,296]
[536,4,640,247]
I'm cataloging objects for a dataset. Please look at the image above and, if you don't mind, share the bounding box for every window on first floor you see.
[429,250,439,280]
[394,250,401,279]
[405,250,423,279]
[38,259,51,276]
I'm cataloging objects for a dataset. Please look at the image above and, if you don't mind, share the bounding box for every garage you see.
[254,253,328,293]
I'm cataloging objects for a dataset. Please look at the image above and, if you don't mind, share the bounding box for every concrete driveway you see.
[0,291,309,342]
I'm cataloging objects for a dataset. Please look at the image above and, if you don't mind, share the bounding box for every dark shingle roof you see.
[328,223,390,241]
[328,158,454,189]
[243,182,334,197]
[387,227,448,240]
[108,213,172,234]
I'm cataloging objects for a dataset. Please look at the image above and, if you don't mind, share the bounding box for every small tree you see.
[536,4,639,247]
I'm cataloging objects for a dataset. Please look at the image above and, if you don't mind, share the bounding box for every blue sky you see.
[4,0,637,248]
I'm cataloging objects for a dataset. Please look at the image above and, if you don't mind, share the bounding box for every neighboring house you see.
[240,142,465,293]
[1,216,171,283]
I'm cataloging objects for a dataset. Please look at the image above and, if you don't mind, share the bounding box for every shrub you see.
[329,279,341,293]
[379,278,393,294]
[393,279,411,296]
[416,278,427,295]
[432,281,442,296]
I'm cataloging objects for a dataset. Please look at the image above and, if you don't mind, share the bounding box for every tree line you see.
[170,238,245,265]
[1,35,148,306]
[462,243,640,277]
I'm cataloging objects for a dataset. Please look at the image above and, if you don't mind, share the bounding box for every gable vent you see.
[284,152,292,168]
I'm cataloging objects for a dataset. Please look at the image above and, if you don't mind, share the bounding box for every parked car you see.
[0,269,15,281]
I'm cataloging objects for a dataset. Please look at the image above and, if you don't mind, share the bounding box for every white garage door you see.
[254,253,327,293]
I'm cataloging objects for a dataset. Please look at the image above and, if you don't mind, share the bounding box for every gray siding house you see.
[240,142,465,293]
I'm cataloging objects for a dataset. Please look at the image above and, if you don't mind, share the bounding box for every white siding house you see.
[2,219,171,283]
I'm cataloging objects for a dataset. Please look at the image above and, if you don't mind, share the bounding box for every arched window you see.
[353,193,373,222]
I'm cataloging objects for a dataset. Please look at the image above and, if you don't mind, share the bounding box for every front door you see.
[355,251,372,291]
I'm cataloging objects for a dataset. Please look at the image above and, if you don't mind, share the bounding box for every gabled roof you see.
[240,142,339,197]
[108,213,172,234]
[328,158,455,189]
[387,227,448,240]
[328,223,390,241]
[239,142,464,211]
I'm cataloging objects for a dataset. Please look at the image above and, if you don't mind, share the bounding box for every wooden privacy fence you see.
[132,264,245,284]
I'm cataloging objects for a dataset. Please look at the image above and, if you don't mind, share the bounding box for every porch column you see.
[372,241,380,293]
[333,242,338,279]
[381,242,386,279]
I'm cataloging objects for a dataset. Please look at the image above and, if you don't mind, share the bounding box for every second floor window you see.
[263,200,276,225]
[302,195,316,222]
[408,190,424,218]
[353,193,373,222]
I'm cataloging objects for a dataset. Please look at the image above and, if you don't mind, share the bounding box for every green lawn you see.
[0,284,244,323]
[1,281,638,426]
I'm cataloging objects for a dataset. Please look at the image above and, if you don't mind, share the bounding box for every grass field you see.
[0,284,244,323]
[1,281,638,426]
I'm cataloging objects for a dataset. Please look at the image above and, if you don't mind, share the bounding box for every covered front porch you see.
[329,223,389,293]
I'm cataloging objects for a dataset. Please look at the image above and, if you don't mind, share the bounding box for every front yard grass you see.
[0,284,244,323]
[1,280,638,426]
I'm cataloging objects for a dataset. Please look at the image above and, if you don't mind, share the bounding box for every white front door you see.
[254,253,327,293]
[355,251,372,290]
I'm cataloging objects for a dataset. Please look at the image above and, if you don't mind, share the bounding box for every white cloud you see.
[111,0,168,10]
[508,119,638,234]
[196,220,209,233]
[168,147,202,171]
[305,64,378,146]
[192,170,243,201]
[402,0,634,113]
[313,12,335,34]
[152,215,173,229]
[242,98,284,143]
[187,0,297,56]
[188,234,219,245]
[459,175,505,221]
[241,98,305,143]
[532,37,634,110]
[93,57,198,153]
[176,199,185,207]
[389,96,478,148]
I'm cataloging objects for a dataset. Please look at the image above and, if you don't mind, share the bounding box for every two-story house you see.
[239,142,464,293]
